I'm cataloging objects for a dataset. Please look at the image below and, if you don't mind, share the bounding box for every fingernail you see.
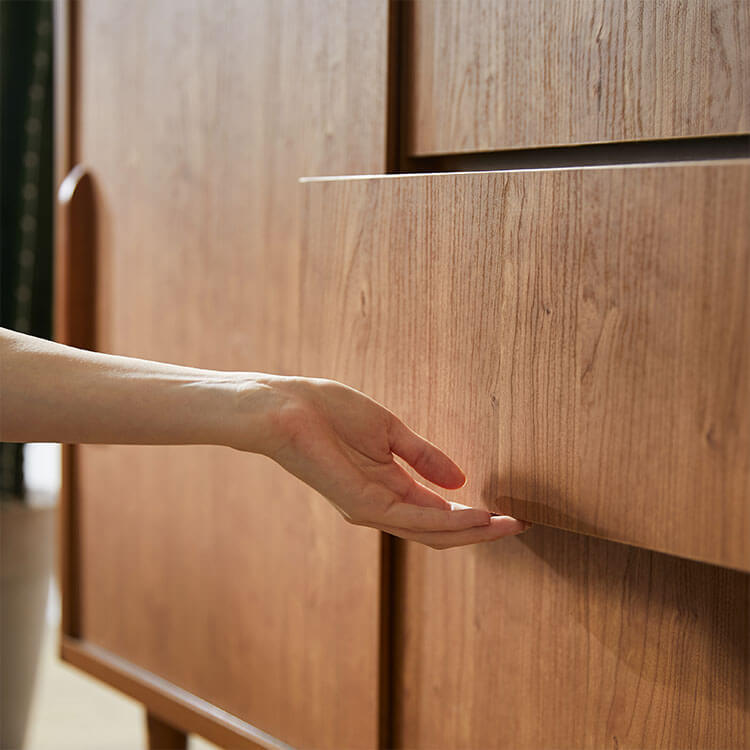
[519,521,532,533]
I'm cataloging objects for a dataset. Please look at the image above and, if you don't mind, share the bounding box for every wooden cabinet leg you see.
[146,711,187,749]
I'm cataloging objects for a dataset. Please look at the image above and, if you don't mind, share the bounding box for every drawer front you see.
[407,0,749,155]
[300,161,750,571]
[393,525,749,749]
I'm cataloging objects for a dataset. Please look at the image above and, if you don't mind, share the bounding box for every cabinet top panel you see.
[406,0,749,156]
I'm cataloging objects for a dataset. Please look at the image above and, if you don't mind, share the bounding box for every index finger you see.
[388,418,466,490]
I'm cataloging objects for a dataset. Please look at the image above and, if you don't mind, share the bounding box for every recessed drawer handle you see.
[55,165,96,350]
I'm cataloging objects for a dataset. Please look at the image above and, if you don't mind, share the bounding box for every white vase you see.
[0,500,55,750]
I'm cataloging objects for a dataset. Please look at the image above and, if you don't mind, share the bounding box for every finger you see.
[380,501,490,532]
[388,419,465,490]
[379,515,529,549]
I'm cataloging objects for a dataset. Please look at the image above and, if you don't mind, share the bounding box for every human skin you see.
[1,327,529,548]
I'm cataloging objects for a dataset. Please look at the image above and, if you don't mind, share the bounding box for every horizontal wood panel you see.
[300,161,750,571]
[392,526,749,749]
[407,0,750,155]
[70,1,387,747]
[61,638,286,750]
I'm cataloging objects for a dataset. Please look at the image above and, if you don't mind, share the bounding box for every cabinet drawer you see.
[394,525,749,749]
[300,160,750,570]
[407,0,749,156]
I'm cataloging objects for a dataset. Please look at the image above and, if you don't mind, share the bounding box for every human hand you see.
[0,327,529,549]
[247,376,529,549]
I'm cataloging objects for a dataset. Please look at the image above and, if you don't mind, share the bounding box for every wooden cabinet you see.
[406,0,750,155]
[55,1,749,748]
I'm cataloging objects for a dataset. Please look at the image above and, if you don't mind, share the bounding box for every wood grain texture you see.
[66,1,388,747]
[392,525,750,750]
[407,0,750,156]
[300,161,750,571]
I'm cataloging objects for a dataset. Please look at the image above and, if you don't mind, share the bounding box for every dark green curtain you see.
[1,1,54,500]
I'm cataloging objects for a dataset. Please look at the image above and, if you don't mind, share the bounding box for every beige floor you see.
[24,625,220,750]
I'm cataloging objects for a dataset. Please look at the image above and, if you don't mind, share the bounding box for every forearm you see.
[0,327,270,450]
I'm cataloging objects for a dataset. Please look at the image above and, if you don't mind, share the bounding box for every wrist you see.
[222,372,291,456]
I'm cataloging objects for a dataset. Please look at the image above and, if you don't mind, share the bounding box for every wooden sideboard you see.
[55,2,749,748]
